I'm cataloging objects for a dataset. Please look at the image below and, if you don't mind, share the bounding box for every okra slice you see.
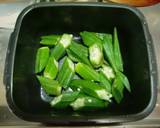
[68,41,92,66]
[75,63,100,82]
[99,71,112,93]
[70,80,112,101]
[117,71,131,92]
[102,34,117,72]
[113,28,123,72]
[101,64,115,81]
[70,94,108,111]
[43,56,58,79]
[37,75,61,96]
[50,91,79,109]
[51,34,73,60]
[89,43,103,68]
[80,31,103,46]
[57,57,75,88]
[112,75,124,104]
[40,35,61,45]
[35,47,49,73]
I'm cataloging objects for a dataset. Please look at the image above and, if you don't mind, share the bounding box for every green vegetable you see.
[80,31,103,46]
[68,41,91,66]
[70,79,112,101]
[50,91,79,109]
[37,75,61,96]
[35,47,49,73]
[40,35,61,45]
[99,71,112,93]
[70,94,108,111]
[117,71,131,92]
[101,64,115,81]
[102,34,117,72]
[112,75,124,103]
[51,34,73,60]
[66,49,78,62]
[43,56,58,79]
[50,43,65,60]
[75,63,100,82]
[113,28,123,72]
[57,57,75,88]
[89,43,103,68]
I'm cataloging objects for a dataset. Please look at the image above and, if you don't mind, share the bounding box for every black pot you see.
[3,2,157,125]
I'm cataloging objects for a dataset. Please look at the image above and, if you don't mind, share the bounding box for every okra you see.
[89,43,103,68]
[101,64,115,81]
[50,91,79,109]
[75,63,100,82]
[102,34,117,72]
[51,34,73,60]
[112,75,124,103]
[68,41,92,66]
[66,49,78,62]
[43,56,58,79]
[57,57,75,88]
[35,47,49,73]
[117,71,131,92]
[37,75,61,96]
[70,94,108,111]
[99,71,112,93]
[113,28,123,72]
[70,79,112,101]
[80,31,103,46]
[40,35,61,45]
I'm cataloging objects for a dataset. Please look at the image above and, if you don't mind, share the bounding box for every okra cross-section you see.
[50,91,79,109]
[37,75,62,96]
[51,34,73,60]
[75,63,100,82]
[57,57,75,88]
[35,47,49,73]
[70,93,108,111]
[43,56,58,79]
[70,79,112,101]
[89,43,103,68]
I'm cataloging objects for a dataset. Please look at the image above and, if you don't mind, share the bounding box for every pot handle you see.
[3,33,15,89]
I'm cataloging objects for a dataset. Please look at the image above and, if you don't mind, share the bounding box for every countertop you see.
[0,1,160,127]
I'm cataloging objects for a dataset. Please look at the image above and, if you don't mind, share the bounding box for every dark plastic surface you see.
[4,2,157,125]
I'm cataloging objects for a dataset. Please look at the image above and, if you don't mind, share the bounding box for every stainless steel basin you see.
[0,1,160,127]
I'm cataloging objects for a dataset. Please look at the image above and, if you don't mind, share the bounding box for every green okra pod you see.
[70,93,108,111]
[66,49,78,62]
[75,63,100,82]
[57,57,75,88]
[70,79,112,101]
[35,47,49,73]
[117,71,131,92]
[89,43,103,68]
[37,75,62,96]
[113,28,123,72]
[40,35,61,45]
[112,75,124,104]
[99,71,112,93]
[51,34,73,60]
[102,34,117,72]
[68,41,92,66]
[50,91,79,109]
[43,56,58,79]
[80,31,103,46]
